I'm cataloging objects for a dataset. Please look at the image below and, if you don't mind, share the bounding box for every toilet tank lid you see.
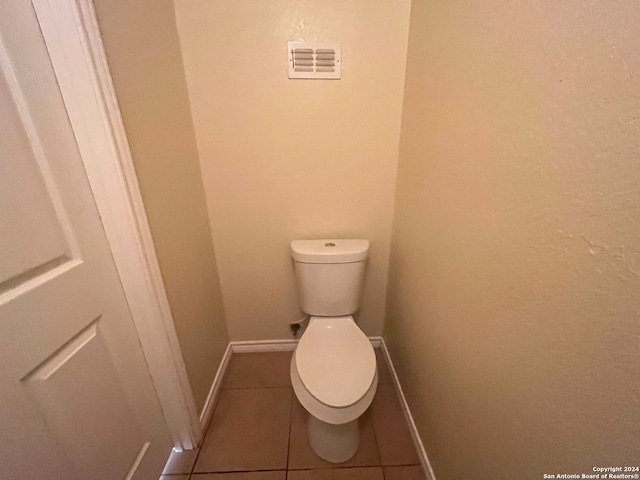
[291,239,370,264]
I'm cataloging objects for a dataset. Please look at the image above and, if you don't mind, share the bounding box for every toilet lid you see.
[296,316,376,408]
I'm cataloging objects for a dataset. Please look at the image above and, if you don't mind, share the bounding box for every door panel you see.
[23,319,147,479]
[0,2,172,479]
[0,66,76,296]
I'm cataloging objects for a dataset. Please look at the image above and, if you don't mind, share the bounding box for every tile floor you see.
[161,349,426,480]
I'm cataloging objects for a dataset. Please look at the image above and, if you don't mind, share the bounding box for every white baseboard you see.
[199,343,233,430]
[378,339,436,480]
[230,339,299,353]
[229,337,385,353]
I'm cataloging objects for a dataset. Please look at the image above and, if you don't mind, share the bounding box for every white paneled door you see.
[0,2,172,480]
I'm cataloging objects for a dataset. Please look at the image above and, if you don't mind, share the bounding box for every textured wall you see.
[174,0,411,339]
[386,1,640,478]
[94,0,229,413]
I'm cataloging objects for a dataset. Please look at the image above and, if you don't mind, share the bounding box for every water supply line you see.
[290,315,308,337]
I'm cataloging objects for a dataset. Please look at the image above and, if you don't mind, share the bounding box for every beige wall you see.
[94,0,229,413]
[174,0,411,339]
[386,1,640,478]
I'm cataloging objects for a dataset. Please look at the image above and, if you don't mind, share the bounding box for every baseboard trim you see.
[229,337,384,353]
[378,339,436,480]
[230,339,299,353]
[199,343,233,430]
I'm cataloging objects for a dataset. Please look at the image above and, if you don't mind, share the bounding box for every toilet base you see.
[307,414,359,463]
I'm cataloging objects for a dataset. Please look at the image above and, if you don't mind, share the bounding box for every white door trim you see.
[32,0,202,450]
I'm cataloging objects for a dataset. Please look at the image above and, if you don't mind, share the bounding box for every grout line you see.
[191,469,289,473]
[188,424,205,476]
[222,385,293,390]
[194,465,389,474]
[291,466,387,471]
[286,388,294,472]
[368,405,384,469]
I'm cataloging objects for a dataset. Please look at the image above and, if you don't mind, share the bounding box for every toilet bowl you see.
[291,315,377,463]
[290,239,375,463]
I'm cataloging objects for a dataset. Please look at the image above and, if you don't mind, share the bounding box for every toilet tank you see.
[291,239,369,316]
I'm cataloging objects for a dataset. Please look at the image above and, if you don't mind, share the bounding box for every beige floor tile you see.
[161,448,199,475]
[194,387,292,472]
[191,472,286,479]
[287,467,383,480]
[370,384,420,466]
[224,352,293,389]
[374,349,392,384]
[288,398,380,470]
[383,465,427,480]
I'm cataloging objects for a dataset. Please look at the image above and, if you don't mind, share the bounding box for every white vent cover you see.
[288,42,341,80]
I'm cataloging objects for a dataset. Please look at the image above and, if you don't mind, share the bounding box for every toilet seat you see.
[295,316,376,408]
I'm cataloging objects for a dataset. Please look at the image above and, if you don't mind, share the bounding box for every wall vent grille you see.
[288,42,341,79]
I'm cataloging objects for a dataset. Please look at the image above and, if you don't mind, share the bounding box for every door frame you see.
[31,0,202,450]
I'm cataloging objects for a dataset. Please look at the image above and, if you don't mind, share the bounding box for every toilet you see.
[290,239,377,463]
